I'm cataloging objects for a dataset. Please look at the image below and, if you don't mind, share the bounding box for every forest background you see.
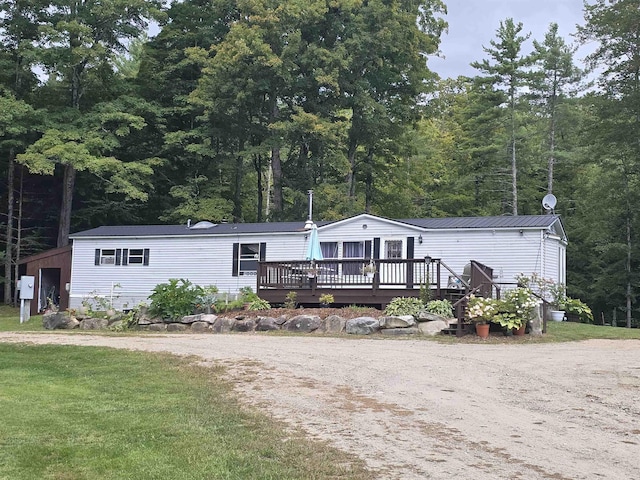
[1,0,638,326]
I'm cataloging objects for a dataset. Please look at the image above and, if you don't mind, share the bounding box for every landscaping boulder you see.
[284,315,321,333]
[380,327,419,336]
[191,321,211,333]
[200,314,218,324]
[180,314,202,324]
[255,317,280,331]
[80,318,109,330]
[345,317,380,335]
[167,323,188,332]
[418,320,449,336]
[43,312,78,330]
[318,315,346,334]
[378,315,416,329]
[148,323,167,332]
[417,311,450,323]
[233,319,257,332]
[212,317,235,333]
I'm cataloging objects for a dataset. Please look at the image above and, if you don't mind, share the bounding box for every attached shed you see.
[18,245,72,315]
[66,214,567,310]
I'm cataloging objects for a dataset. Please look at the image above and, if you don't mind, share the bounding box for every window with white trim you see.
[343,241,364,275]
[385,240,403,259]
[94,248,149,266]
[100,249,116,265]
[239,243,260,274]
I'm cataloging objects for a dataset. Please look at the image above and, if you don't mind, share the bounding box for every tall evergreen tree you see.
[471,18,532,215]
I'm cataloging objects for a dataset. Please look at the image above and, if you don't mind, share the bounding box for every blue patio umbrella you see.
[305,223,324,261]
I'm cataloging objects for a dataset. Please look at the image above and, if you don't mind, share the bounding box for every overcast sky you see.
[429,0,591,79]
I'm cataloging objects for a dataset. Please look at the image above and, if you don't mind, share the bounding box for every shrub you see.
[563,297,594,323]
[426,299,453,318]
[319,293,334,305]
[284,291,298,309]
[148,279,204,321]
[247,298,271,311]
[384,297,424,317]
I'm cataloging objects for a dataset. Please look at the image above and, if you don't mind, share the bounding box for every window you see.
[320,242,339,275]
[385,240,403,259]
[239,243,260,274]
[94,248,149,266]
[100,249,116,265]
[128,249,145,264]
[343,241,364,275]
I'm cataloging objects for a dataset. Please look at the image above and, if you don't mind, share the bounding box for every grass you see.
[0,305,46,332]
[543,320,640,342]
[0,343,371,480]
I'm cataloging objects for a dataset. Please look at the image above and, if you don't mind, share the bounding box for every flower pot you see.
[550,310,565,322]
[513,324,526,336]
[475,323,490,338]
[365,272,374,279]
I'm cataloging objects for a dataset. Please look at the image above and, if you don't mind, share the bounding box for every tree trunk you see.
[4,148,15,305]
[57,164,76,247]
[232,152,243,222]
[364,148,374,213]
[270,147,283,217]
[12,167,24,306]
[347,137,358,198]
[253,154,263,222]
[626,214,632,328]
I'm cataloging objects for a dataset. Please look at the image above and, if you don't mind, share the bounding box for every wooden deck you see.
[256,258,495,309]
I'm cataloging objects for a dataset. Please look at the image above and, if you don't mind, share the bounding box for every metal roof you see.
[70,215,562,238]
[398,215,561,229]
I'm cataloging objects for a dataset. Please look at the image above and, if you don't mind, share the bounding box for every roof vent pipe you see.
[187,219,191,228]
[304,190,314,230]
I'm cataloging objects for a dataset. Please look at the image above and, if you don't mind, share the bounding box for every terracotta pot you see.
[475,323,490,338]
[513,324,526,336]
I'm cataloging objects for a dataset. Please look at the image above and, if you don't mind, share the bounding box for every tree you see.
[530,23,582,195]
[576,0,640,327]
[471,18,532,215]
[21,0,164,247]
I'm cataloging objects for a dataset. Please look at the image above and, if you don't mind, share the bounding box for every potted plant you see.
[495,287,539,335]
[465,295,498,338]
[319,293,334,307]
[362,263,376,278]
[548,282,567,322]
[563,297,594,323]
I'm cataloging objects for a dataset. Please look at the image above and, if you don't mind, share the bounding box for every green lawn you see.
[544,320,640,341]
[0,343,370,480]
[0,305,46,332]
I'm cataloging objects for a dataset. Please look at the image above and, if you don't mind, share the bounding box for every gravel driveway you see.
[1,332,639,479]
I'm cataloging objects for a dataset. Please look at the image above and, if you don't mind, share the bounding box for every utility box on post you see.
[19,275,35,323]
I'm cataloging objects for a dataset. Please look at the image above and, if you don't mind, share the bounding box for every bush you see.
[425,299,453,318]
[384,297,424,317]
[247,298,271,311]
[149,279,204,321]
[563,297,594,323]
[284,291,298,309]
[319,293,334,305]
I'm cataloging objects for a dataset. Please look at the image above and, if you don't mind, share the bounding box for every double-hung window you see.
[94,248,149,266]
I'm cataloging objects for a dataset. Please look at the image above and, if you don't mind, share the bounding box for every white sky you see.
[429,0,592,79]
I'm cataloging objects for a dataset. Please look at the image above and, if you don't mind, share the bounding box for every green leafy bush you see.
[384,297,424,317]
[284,291,298,309]
[319,294,334,305]
[248,298,271,311]
[426,299,453,317]
[563,297,594,323]
[149,279,204,321]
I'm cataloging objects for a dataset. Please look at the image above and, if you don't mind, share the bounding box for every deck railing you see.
[258,258,444,292]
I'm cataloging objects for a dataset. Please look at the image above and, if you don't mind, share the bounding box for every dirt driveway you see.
[1,332,639,479]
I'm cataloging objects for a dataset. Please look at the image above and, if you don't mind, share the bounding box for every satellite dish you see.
[542,193,557,211]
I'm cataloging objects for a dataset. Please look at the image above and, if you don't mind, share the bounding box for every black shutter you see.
[365,240,372,259]
[232,243,239,277]
[143,249,150,266]
[115,249,122,266]
[259,242,266,261]
[373,238,380,259]
[122,249,129,266]
[95,249,101,266]
[406,237,415,288]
